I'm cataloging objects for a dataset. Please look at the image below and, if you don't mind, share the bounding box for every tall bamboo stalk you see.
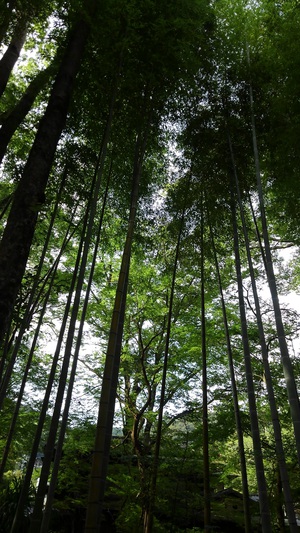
[0,217,78,481]
[144,199,186,533]
[40,159,113,533]
[10,187,93,533]
[247,45,300,466]
[0,0,97,344]
[231,195,272,533]
[0,18,27,98]
[0,239,64,480]
[200,195,211,532]
[208,213,252,533]
[29,113,116,533]
[0,167,68,406]
[85,116,149,532]
[228,128,298,531]
[0,64,55,164]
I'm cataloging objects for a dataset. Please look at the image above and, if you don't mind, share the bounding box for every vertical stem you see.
[0,215,77,481]
[29,99,117,533]
[208,212,252,533]
[201,195,211,531]
[0,167,68,407]
[144,202,185,533]
[0,18,27,98]
[228,129,298,531]
[85,118,149,532]
[10,187,92,533]
[0,64,54,164]
[231,195,272,533]
[40,160,113,533]
[0,0,96,344]
[247,44,300,465]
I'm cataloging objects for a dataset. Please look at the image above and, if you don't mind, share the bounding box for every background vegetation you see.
[0,0,300,531]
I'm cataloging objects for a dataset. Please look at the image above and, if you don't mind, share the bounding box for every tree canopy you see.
[0,1,300,532]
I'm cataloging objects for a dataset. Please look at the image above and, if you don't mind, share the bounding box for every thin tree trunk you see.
[29,49,123,532]
[231,195,272,533]
[208,213,252,533]
[200,196,211,532]
[85,119,149,532]
[0,203,79,480]
[248,194,267,273]
[0,167,68,406]
[0,63,55,163]
[129,322,166,524]
[40,162,113,533]
[29,188,105,532]
[0,0,96,345]
[0,238,68,480]
[228,129,298,532]
[0,18,27,98]
[247,45,300,466]
[276,465,285,533]
[10,189,93,533]
[144,204,185,533]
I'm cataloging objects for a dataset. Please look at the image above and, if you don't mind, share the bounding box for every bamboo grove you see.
[0,0,300,531]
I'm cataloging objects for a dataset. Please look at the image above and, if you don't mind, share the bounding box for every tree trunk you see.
[144,201,185,533]
[38,150,114,533]
[247,45,300,466]
[37,48,125,531]
[231,195,272,533]
[28,160,111,533]
[276,465,285,533]
[0,0,96,345]
[200,196,211,532]
[29,37,123,531]
[0,63,55,163]
[0,207,79,481]
[10,189,92,533]
[0,239,66,480]
[85,121,149,533]
[125,318,167,527]
[0,167,67,407]
[0,17,27,98]
[227,129,298,532]
[208,212,252,533]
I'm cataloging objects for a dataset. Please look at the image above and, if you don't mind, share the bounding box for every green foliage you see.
[1,0,300,530]
[0,473,35,532]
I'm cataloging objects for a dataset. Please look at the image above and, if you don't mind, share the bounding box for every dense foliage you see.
[0,0,300,531]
